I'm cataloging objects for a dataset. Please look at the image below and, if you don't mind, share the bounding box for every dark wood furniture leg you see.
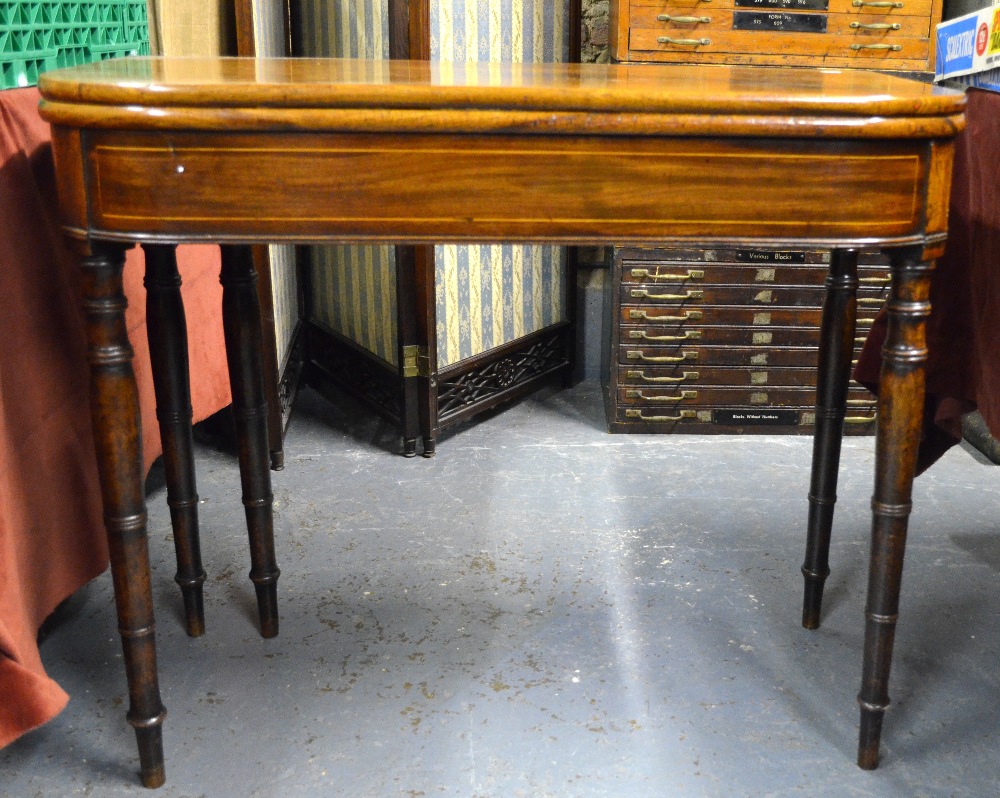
[220,245,281,638]
[143,244,207,638]
[79,240,167,787]
[414,244,439,457]
[802,248,859,628]
[395,244,420,457]
[857,247,932,769]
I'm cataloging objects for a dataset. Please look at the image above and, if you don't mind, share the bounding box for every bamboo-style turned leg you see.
[143,244,207,637]
[802,249,859,629]
[220,246,280,638]
[857,248,932,770]
[80,241,167,788]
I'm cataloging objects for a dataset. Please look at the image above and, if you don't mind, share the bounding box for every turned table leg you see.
[857,247,931,769]
[79,240,167,788]
[220,246,280,638]
[143,244,207,637]
[802,248,859,629]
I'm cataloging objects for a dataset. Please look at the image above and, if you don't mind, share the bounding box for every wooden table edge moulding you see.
[37,57,965,787]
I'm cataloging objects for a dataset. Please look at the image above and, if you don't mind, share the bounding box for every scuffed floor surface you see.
[4,382,1000,797]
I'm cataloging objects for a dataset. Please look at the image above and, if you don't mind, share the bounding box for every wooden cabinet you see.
[602,246,887,433]
[610,0,943,73]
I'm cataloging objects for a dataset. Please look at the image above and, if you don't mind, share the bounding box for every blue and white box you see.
[935,4,1000,92]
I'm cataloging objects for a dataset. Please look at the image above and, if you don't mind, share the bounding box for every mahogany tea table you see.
[37,57,964,786]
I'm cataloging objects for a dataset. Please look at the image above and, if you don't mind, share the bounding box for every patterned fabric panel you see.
[436,244,565,367]
[308,245,399,366]
[297,0,396,365]
[296,0,389,58]
[431,0,569,367]
[430,0,570,63]
[266,244,300,368]
[250,0,287,57]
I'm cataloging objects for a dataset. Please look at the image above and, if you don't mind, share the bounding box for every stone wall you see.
[581,0,611,63]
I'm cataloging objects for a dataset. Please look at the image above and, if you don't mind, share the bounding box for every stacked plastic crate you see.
[1,0,149,90]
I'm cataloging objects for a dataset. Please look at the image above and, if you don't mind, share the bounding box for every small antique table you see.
[38,57,965,787]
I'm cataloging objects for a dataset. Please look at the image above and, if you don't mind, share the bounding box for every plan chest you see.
[609,0,944,73]
[602,246,890,434]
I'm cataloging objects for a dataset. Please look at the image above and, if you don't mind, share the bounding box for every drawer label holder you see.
[735,0,829,9]
[733,11,828,32]
[713,408,801,425]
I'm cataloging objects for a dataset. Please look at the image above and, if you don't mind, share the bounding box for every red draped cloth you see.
[0,88,231,747]
[855,88,1000,473]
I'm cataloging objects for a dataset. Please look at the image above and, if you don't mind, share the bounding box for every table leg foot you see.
[421,436,436,458]
[403,437,418,457]
[800,571,828,630]
[135,726,166,788]
[802,249,858,629]
[857,704,885,770]
[253,580,280,639]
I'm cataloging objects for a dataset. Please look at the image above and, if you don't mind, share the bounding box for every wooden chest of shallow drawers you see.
[609,0,943,73]
[602,246,888,434]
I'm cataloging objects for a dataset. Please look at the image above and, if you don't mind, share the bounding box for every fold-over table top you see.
[39,57,965,139]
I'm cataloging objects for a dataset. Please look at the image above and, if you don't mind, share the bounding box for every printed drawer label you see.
[713,409,801,425]
[735,249,808,263]
[732,11,828,32]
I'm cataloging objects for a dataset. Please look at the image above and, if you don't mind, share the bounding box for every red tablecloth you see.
[856,88,1000,472]
[0,88,231,747]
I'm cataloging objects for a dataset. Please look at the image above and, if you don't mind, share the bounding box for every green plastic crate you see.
[1,1,148,90]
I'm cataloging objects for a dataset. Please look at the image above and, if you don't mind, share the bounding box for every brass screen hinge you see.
[402,345,431,378]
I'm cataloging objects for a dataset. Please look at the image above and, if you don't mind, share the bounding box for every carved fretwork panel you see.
[437,332,567,420]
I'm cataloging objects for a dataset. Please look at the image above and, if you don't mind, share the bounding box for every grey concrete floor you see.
[4,381,1000,797]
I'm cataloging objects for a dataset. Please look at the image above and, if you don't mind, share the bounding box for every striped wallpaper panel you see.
[299,0,569,369]
[250,0,287,57]
[309,245,399,366]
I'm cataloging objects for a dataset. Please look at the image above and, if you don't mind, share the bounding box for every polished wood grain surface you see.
[36,57,964,787]
[39,56,961,122]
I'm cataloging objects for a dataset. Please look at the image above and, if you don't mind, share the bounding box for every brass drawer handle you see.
[846,399,876,406]
[626,350,698,363]
[626,409,697,422]
[627,370,699,383]
[859,275,891,284]
[853,1,904,7]
[657,36,711,45]
[657,13,712,23]
[850,43,901,50]
[625,389,698,402]
[854,336,868,343]
[858,297,884,305]
[851,21,900,29]
[857,317,877,325]
[629,329,702,342]
[630,268,704,281]
[629,309,703,321]
[845,414,878,424]
[631,289,704,301]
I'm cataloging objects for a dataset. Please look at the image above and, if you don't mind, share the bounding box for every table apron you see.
[61,128,938,246]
